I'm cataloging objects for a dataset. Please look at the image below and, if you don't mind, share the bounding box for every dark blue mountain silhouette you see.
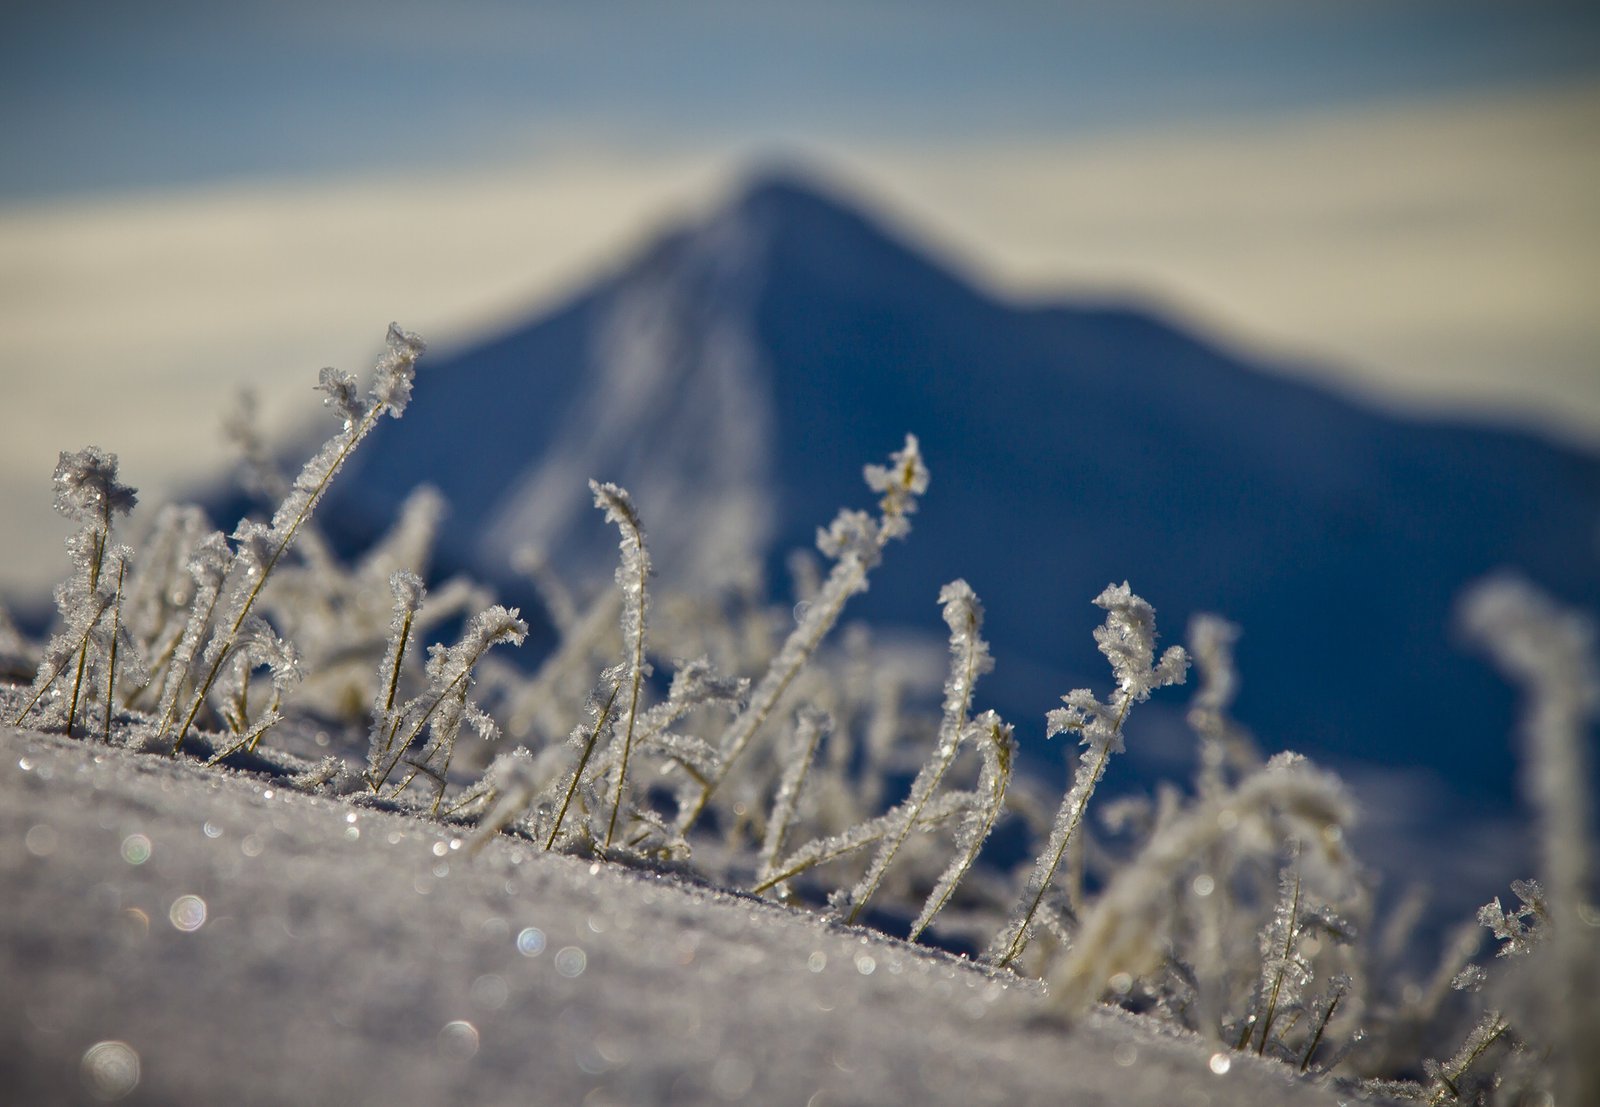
[330,169,1600,825]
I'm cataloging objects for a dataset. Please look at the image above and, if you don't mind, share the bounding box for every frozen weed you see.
[985,582,1189,970]
[674,434,928,837]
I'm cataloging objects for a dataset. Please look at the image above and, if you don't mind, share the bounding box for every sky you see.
[2,0,1598,592]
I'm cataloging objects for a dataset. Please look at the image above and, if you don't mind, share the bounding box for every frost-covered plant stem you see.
[908,712,1013,941]
[100,558,127,742]
[1426,1011,1508,1106]
[751,790,975,894]
[678,435,928,837]
[987,695,1128,970]
[369,605,526,803]
[1298,975,1349,1073]
[845,580,990,925]
[1459,575,1599,1107]
[148,535,230,745]
[546,680,621,850]
[988,582,1188,970]
[758,708,830,887]
[590,481,652,850]
[366,571,424,784]
[64,519,109,737]
[165,324,423,753]
[1246,847,1304,1054]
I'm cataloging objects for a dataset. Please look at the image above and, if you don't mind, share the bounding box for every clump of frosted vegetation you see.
[4,323,1595,1107]
[14,447,142,739]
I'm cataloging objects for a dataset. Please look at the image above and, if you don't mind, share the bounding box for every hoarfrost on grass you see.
[5,325,1593,1107]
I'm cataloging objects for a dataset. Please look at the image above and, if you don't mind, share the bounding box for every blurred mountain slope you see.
[330,169,1600,808]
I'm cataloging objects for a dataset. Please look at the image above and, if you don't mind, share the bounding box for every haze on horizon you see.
[2,0,1598,593]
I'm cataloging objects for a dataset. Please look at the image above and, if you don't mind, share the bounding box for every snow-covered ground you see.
[1,719,1345,1107]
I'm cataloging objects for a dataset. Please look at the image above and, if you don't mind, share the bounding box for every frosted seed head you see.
[1153,645,1190,689]
[938,579,985,641]
[1090,581,1169,694]
[390,569,426,612]
[315,368,366,427]
[460,606,529,658]
[1091,584,1187,692]
[53,447,137,522]
[369,323,425,415]
[589,480,642,533]
[864,434,930,510]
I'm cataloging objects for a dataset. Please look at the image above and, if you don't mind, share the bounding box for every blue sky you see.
[2,2,1598,591]
[4,1,1597,198]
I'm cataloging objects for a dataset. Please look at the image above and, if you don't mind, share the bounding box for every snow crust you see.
[2,719,1343,1107]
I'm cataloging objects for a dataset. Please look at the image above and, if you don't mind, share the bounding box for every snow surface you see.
[1,716,1346,1106]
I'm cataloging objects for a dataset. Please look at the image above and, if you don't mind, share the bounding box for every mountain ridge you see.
[329,166,1600,813]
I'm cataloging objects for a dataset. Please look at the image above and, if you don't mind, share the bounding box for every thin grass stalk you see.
[846,580,989,924]
[758,709,829,887]
[908,715,1013,942]
[64,520,110,737]
[590,482,650,850]
[1255,851,1304,1055]
[547,683,621,850]
[750,791,973,894]
[101,558,126,742]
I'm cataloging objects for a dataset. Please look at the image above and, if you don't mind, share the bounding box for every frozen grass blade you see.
[369,604,527,807]
[844,580,991,925]
[1460,575,1599,1107]
[367,570,425,784]
[590,480,652,850]
[908,711,1013,942]
[751,790,975,895]
[987,582,1188,970]
[758,707,831,889]
[546,671,623,850]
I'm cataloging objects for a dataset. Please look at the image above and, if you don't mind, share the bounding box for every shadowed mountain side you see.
[329,171,1600,812]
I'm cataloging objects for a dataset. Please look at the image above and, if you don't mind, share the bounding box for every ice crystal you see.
[1476,880,1545,959]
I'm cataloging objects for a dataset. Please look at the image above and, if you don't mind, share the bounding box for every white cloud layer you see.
[2,80,1596,594]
